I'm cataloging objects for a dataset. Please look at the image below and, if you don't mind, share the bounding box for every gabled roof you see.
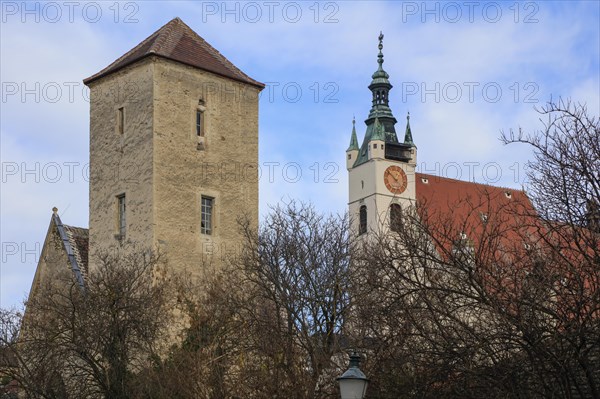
[23,210,89,329]
[83,17,264,89]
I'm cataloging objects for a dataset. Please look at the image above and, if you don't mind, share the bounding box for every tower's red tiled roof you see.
[83,17,264,89]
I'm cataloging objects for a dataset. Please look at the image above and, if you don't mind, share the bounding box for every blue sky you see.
[1,1,599,309]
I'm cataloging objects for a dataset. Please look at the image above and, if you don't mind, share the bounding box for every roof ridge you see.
[416,172,525,194]
[178,19,259,85]
[152,17,179,54]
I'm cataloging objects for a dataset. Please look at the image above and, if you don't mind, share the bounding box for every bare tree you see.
[353,100,600,398]
[2,245,173,399]
[1,308,21,398]
[502,99,600,230]
[137,201,354,399]
[501,99,600,398]
[232,201,354,398]
[133,271,244,399]
[4,203,353,398]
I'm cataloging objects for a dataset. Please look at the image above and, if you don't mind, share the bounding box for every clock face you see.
[384,166,408,194]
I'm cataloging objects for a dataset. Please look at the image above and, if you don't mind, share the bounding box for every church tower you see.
[83,18,264,274]
[347,33,417,236]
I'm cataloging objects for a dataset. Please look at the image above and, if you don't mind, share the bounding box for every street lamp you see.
[337,352,369,399]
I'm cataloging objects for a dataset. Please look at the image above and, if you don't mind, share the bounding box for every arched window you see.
[390,203,402,232]
[359,205,367,235]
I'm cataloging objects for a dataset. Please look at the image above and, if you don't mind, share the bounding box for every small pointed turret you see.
[347,117,359,152]
[404,112,414,146]
[346,118,360,170]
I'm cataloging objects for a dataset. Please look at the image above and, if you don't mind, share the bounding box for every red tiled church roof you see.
[414,173,543,257]
[83,17,264,89]
[414,173,599,323]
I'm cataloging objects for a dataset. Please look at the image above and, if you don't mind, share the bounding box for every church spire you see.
[353,32,401,168]
[366,32,397,137]
[347,117,359,151]
[369,32,392,109]
[404,112,414,146]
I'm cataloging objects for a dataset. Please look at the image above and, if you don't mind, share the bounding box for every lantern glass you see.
[339,378,368,399]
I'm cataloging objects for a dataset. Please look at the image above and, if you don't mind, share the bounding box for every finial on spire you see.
[377,31,384,67]
[52,207,58,214]
[407,111,410,121]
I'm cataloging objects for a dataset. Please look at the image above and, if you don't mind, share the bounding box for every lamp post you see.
[337,352,369,399]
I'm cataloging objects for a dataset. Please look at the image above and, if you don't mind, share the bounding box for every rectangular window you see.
[196,109,204,137]
[117,194,126,237]
[118,107,124,134]
[201,196,213,235]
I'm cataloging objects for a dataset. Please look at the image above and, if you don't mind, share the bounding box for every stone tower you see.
[83,18,264,274]
[347,33,416,236]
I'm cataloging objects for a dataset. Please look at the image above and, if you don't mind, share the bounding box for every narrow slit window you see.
[117,107,124,134]
[201,196,213,235]
[359,205,367,235]
[117,194,126,237]
[196,109,204,137]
